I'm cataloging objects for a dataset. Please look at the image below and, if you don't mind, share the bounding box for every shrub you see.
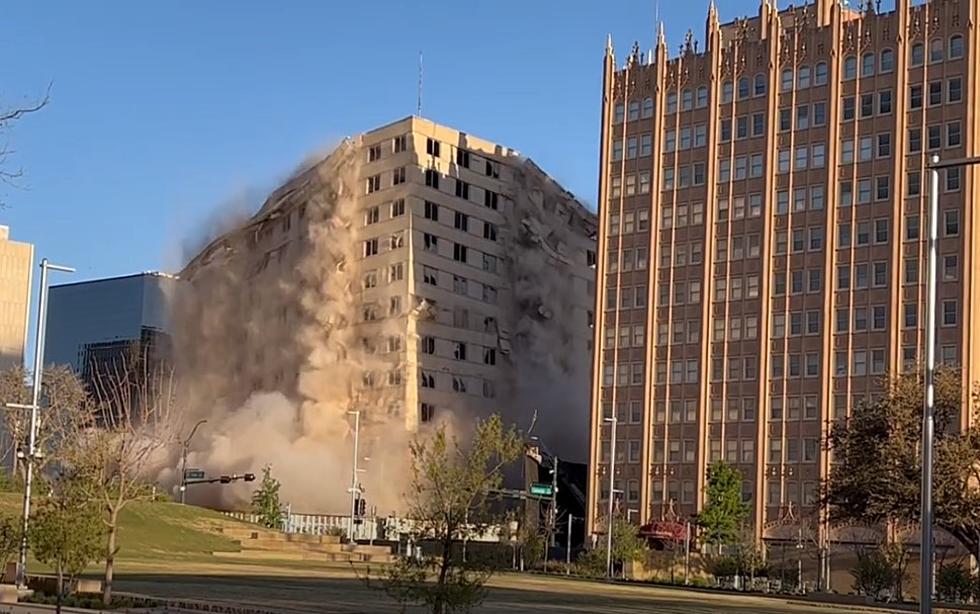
[851,550,896,601]
[937,563,973,603]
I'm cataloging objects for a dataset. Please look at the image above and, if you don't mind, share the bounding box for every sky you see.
[1,0,759,327]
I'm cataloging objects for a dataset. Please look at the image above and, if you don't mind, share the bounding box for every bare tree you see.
[0,365,91,480]
[0,87,50,206]
[64,344,180,605]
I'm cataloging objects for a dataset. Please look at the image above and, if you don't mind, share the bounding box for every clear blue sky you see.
[2,1,755,285]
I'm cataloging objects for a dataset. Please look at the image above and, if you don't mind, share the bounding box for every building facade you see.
[0,226,33,370]
[177,116,596,501]
[45,272,176,386]
[588,0,977,544]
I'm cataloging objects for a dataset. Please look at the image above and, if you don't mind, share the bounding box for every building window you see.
[950,35,964,59]
[949,77,963,103]
[423,233,438,252]
[947,168,961,192]
[390,199,405,217]
[781,68,793,92]
[943,300,958,327]
[483,222,498,241]
[420,403,435,422]
[861,52,875,77]
[815,61,828,85]
[945,210,960,236]
[910,85,923,110]
[880,49,895,73]
[425,169,440,189]
[911,42,924,66]
[453,242,468,263]
[843,56,857,79]
[930,38,944,63]
[426,138,441,157]
[455,180,470,200]
[392,166,406,185]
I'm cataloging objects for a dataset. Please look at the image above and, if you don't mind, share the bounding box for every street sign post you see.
[529,483,553,497]
[184,469,205,481]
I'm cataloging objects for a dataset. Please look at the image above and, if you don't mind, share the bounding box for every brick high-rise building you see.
[588,0,975,548]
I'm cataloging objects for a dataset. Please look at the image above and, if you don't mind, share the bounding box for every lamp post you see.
[604,415,618,580]
[178,419,207,504]
[13,258,73,587]
[919,155,980,614]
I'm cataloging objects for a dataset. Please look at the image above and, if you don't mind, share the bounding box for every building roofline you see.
[51,271,177,290]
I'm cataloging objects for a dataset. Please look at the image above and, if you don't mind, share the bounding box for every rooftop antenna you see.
[417,51,423,117]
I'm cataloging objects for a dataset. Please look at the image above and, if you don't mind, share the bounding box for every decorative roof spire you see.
[657,21,666,48]
[707,0,720,30]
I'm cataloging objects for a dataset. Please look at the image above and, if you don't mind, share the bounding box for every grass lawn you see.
[0,491,249,573]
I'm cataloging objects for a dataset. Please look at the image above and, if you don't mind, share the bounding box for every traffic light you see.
[244,473,256,482]
[358,498,367,517]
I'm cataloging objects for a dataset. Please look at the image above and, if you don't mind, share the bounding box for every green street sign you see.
[184,469,205,480]
[529,483,553,497]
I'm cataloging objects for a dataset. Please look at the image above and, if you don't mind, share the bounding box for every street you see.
[115,569,905,614]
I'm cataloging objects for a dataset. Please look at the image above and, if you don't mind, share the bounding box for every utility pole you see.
[684,521,691,585]
[11,258,73,588]
[550,455,559,547]
[178,419,207,504]
[604,416,618,580]
[347,409,361,543]
[566,514,574,572]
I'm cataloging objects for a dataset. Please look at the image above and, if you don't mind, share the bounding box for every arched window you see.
[843,56,857,79]
[780,68,793,92]
[641,97,654,119]
[628,101,640,121]
[737,77,750,100]
[861,52,875,77]
[814,62,828,86]
[721,81,733,103]
[879,49,895,73]
[754,74,767,96]
[681,89,693,111]
[613,104,624,123]
[666,92,678,113]
[797,66,811,88]
[696,86,708,108]
[929,38,944,63]
[911,42,924,66]
[949,35,964,59]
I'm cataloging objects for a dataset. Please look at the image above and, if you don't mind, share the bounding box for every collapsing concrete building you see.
[173,117,597,513]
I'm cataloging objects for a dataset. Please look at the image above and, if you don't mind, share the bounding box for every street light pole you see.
[16,258,73,587]
[604,416,618,580]
[179,419,207,504]
[916,155,980,613]
[347,409,361,543]
[920,154,941,614]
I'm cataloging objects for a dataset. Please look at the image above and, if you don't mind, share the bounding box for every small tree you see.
[0,513,20,574]
[373,414,522,614]
[66,347,180,605]
[29,492,103,613]
[697,462,749,550]
[250,465,282,529]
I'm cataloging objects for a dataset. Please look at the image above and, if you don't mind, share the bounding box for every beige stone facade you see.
[0,226,33,370]
[588,0,977,545]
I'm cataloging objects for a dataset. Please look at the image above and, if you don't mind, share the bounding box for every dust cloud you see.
[168,141,413,514]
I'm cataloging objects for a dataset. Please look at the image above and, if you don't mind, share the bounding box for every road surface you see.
[116,569,905,613]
